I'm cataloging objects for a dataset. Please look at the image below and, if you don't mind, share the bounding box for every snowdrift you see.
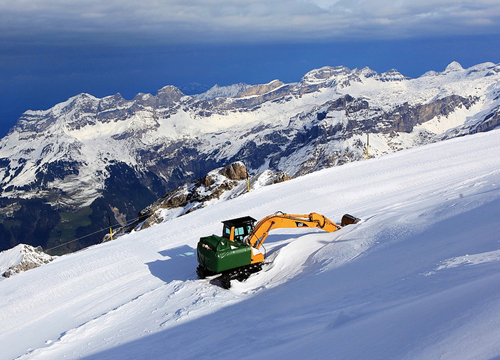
[1,129,500,360]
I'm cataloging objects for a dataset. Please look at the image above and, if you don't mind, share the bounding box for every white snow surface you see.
[2,130,500,359]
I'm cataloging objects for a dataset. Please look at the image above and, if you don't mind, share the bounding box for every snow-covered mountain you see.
[1,129,500,360]
[0,61,499,253]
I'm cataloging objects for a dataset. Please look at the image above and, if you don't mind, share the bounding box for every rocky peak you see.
[237,80,285,97]
[356,67,378,79]
[379,69,408,82]
[97,93,126,112]
[296,66,361,93]
[155,85,185,106]
[302,66,352,84]
[59,93,99,114]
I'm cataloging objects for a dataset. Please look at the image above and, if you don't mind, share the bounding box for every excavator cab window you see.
[223,226,232,239]
[233,226,253,241]
[221,216,257,242]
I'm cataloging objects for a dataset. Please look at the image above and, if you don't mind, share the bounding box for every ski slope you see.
[1,129,500,360]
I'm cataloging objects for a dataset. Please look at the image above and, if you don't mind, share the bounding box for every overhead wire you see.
[44,213,145,254]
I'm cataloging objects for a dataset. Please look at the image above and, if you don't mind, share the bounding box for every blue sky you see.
[1,0,500,137]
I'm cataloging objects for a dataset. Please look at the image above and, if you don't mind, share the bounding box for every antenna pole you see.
[366,133,370,159]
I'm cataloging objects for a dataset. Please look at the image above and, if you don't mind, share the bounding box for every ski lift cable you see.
[44,214,144,253]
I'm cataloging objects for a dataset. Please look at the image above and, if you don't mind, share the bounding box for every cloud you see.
[0,0,500,46]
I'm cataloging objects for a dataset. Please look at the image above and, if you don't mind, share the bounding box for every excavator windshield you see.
[221,216,257,241]
[223,225,252,241]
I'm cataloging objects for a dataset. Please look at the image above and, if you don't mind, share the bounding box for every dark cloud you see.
[1,0,499,46]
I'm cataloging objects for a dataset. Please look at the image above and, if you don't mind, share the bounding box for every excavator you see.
[196,212,360,288]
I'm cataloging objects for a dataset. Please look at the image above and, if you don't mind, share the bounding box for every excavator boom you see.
[246,212,341,249]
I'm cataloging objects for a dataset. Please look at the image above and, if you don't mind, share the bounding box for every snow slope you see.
[1,129,500,360]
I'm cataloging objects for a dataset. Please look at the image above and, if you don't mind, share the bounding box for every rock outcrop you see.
[136,162,290,230]
[1,244,55,278]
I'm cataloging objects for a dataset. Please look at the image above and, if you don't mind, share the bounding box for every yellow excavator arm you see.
[246,212,342,249]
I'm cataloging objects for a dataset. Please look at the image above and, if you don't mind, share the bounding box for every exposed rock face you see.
[136,162,290,230]
[444,105,500,138]
[387,95,477,133]
[475,106,500,132]
[220,162,248,181]
[237,80,285,97]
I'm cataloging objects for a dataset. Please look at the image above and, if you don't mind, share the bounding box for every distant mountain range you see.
[0,61,499,253]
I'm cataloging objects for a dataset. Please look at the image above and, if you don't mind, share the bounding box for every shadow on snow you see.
[146,245,197,283]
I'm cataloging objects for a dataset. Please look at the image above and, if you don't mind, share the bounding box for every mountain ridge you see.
[1,61,499,252]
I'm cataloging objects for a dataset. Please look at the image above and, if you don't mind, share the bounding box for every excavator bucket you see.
[341,214,360,226]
